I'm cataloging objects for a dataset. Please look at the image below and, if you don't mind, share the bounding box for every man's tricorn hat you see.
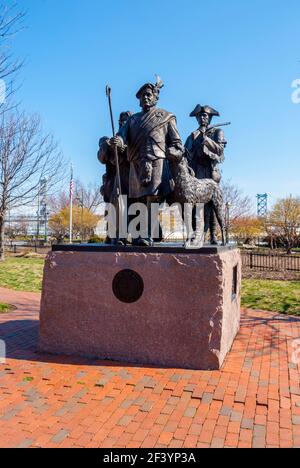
[190,105,220,118]
[119,111,133,120]
[136,75,164,99]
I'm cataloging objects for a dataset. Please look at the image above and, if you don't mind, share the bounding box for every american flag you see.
[70,165,74,201]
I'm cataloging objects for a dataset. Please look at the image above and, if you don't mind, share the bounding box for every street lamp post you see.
[81,190,84,242]
[225,202,231,245]
[44,205,50,243]
[75,190,84,243]
[39,178,48,246]
[36,190,40,242]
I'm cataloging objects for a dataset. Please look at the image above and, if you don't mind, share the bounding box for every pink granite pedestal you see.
[39,246,241,370]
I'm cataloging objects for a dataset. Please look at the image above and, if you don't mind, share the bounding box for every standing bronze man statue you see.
[112,77,183,246]
[185,105,227,245]
[98,111,132,244]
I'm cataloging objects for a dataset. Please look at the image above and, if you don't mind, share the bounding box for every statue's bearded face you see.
[197,112,210,128]
[140,88,157,111]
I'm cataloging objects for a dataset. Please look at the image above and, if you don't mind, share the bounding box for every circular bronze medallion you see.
[112,269,144,304]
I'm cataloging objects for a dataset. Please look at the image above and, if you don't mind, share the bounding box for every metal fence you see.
[5,242,51,255]
[242,251,300,272]
[4,242,300,273]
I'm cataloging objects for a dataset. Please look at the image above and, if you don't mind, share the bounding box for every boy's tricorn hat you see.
[119,111,133,120]
[136,75,164,99]
[190,105,220,118]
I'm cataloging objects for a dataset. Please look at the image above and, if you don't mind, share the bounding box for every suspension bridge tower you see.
[257,194,268,218]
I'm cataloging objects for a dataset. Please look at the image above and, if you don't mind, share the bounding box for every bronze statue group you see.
[98,77,228,247]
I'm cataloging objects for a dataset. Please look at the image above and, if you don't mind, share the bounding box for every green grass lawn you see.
[0,257,44,293]
[242,279,300,316]
[0,303,13,313]
[0,257,299,316]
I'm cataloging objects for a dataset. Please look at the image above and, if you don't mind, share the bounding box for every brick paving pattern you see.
[0,286,300,448]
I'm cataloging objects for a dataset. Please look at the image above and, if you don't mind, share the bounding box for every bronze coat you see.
[185,127,225,183]
[119,107,182,199]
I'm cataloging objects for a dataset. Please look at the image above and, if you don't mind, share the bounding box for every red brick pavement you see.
[0,286,300,448]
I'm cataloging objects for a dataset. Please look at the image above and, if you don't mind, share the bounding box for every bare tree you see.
[74,179,103,213]
[267,196,300,253]
[48,189,69,214]
[0,3,25,109]
[221,179,254,222]
[48,179,103,216]
[0,112,65,260]
[0,3,24,41]
[4,214,29,239]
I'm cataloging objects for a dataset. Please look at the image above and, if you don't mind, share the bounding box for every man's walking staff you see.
[106,85,124,241]
[106,85,123,198]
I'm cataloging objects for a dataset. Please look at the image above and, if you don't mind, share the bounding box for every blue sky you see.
[11,0,300,208]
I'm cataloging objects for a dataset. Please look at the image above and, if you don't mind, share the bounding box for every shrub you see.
[88,236,105,244]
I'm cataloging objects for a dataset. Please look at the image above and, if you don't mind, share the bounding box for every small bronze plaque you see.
[112,269,144,304]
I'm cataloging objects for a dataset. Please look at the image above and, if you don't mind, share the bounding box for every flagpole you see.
[69,165,74,244]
